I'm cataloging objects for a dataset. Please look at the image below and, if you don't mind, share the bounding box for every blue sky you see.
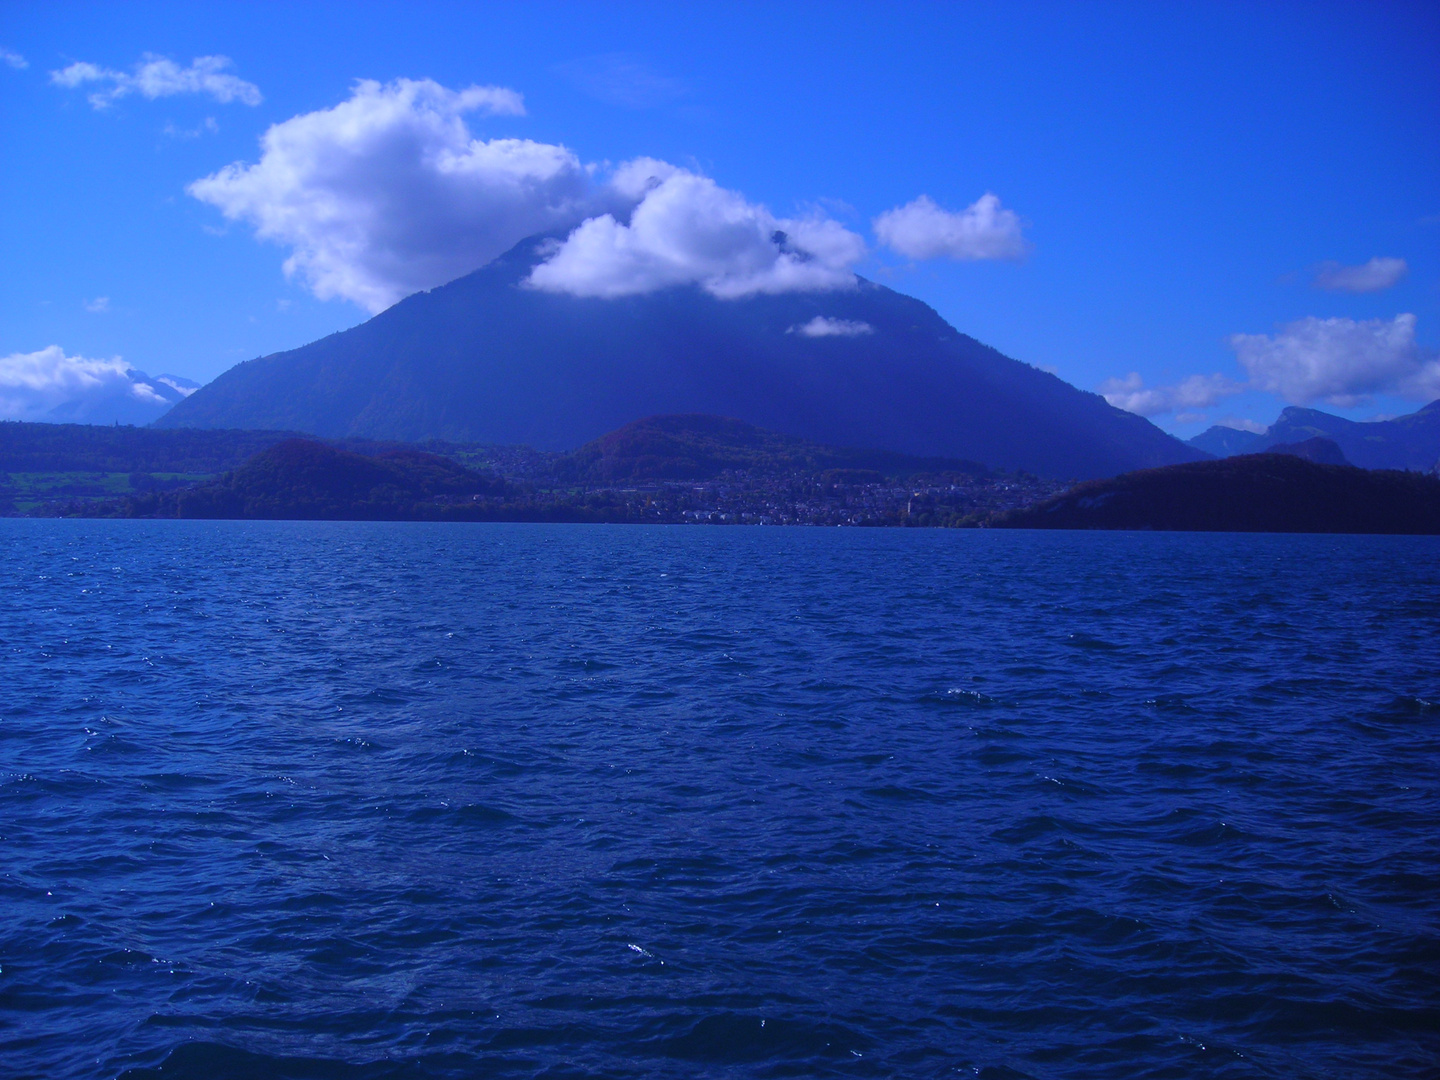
[2,0,1437,436]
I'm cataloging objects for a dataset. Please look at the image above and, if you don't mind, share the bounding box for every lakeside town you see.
[444,468,1069,527]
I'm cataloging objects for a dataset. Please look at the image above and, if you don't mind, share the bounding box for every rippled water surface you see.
[2,520,1438,1079]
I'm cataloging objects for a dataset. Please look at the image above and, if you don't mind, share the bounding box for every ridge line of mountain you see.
[1187,399,1440,471]
[154,234,1206,481]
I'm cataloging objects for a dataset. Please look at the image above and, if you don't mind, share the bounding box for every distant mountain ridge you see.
[156,236,1204,480]
[1188,400,1440,471]
[1187,425,1267,458]
[44,370,199,427]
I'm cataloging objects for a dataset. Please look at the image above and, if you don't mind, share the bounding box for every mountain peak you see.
[156,235,1204,479]
[1188,399,1440,470]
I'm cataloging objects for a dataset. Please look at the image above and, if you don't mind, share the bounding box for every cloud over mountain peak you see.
[526,167,865,299]
[189,78,575,313]
[186,78,1023,313]
[0,345,191,424]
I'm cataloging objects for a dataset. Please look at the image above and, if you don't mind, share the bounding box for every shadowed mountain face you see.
[1268,436,1349,466]
[1187,425,1266,458]
[156,238,1203,480]
[1188,400,1440,471]
[993,453,1440,534]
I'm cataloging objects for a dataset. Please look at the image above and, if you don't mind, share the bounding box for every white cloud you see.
[1312,257,1408,293]
[0,346,168,421]
[164,116,219,139]
[1104,314,1440,418]
[1230,314,1438,406]
[873,193,1028,261]
[84,296,110,313]
[1,48,26,70]
[52,53,262,109]
[1099,371,1244,417]
[789,316,874,338]
[1215,417,1268,434]
[526,164,865,299]
[187,78,1038,310]
[156,375,199,397]
[189,78,581,313]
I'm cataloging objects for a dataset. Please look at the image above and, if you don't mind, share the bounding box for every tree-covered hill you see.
[992,452,1440,534]
[0,421,305,474]
[83,439,510,520]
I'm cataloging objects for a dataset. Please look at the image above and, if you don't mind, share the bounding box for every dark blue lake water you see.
[1,521,1437,1079]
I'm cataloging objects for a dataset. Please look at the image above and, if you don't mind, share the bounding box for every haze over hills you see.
[157,237,1206,480]
[1188,400,1440,471]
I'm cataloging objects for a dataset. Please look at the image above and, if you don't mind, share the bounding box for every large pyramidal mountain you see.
[158,237,1204,479]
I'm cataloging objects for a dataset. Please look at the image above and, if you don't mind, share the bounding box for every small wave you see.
[993,814,1064,843]
[1065,632,1121,651]
[1144,694,1198,712]
[1037,773,1105,797]
[922,687,997,707]
[115,1041,406,1080]
[1380,695,1440,719]
[654,1012,869,1064]
[862,784,942,802]
[560,656,619,671]
[1173,819,1253,847]
[404,802,517,827]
